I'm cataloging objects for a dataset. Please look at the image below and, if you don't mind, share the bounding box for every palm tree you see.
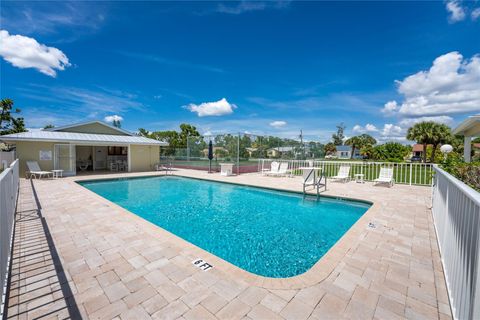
[360,144,374,159]
[358,134,377,146]
[344,136,362,159]
[406,122,436,163]
[430,123,452,162]
[324,143,336,156]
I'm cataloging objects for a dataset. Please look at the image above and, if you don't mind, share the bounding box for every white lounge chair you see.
[331,165,351,182]
[374,167,395,187]
[26,161,52,179]
[263,161,279,175]
[267,162,289,177]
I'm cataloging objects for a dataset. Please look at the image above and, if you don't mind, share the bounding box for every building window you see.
[108,146,127,155]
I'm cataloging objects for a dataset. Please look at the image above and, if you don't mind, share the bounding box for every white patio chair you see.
[26,161,52,179]
[374,167,395,187]
[331,165,351,183]
[263,161,279,176]
[109,161,118,171]
[267,162,289,177]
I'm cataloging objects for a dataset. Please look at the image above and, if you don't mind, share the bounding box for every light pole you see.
[440,144,453,161]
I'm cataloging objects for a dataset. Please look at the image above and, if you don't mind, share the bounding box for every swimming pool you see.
[79,176,370,278]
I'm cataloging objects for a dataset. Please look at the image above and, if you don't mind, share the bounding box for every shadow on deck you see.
[4,180,81,319]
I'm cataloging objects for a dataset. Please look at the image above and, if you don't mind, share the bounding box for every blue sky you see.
[1,1,479,143]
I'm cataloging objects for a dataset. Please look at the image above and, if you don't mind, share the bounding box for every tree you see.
[324,143,337,156]
[344,136,362,159]
[112,119,121,128]
[179,123,200,147]
[429,123,452,163]
[406,121,435,163]
[1,98,26,135]
[406,121,453,163]
[372,142,410,162]
[43,124,55,129]
[344,134,376,159]
[360,144,374,159]
[137,124,200,156]
[332,123,346,146]
[358,134,377,147]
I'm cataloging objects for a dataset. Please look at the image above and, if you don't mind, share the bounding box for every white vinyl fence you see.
[432,166,480,320]
[0,159,19,317]
[258,159,434,186]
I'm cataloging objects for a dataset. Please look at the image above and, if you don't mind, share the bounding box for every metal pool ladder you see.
[303,169,327,199]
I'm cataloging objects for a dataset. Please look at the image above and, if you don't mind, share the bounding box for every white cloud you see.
[446,1,466,23]
[185,98,236,117]
[352,123,378,133]
[216,0,289,14]
[472,8,480,20]
[381,101,398,116]
[399,116,454,127]
[269,120,287,128]
[381,124,404,137]
[104,115,123,123]
[154,95,162,99]
[393,52,480,116]
[0,30,70,77]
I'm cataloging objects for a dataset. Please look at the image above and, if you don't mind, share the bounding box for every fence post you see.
[409,163,413,186]
[237,133,240,175]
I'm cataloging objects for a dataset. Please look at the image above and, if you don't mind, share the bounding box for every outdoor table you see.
[220,163,234,176]
[51,169,63,179]
[354,173,365,183]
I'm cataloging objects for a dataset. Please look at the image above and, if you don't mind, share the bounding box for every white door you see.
[54,144,76,176]
[94,146,107,169]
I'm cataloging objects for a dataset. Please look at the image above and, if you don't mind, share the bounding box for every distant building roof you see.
[412,144,434,152]
[336,145,351,152]
[46,120,135,136]
[0,131,167,146]
[269,146,295,152]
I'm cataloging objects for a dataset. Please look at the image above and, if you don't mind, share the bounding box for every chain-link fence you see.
[162,133,325,174]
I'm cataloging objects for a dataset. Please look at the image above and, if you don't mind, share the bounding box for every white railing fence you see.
[432,165,480,320]
[0,159,19,317]
[258,159,433,186]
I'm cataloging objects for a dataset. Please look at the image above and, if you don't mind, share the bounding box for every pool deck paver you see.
[5,169,452,319]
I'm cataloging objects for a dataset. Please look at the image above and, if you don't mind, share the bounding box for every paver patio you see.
[5,169,452,319]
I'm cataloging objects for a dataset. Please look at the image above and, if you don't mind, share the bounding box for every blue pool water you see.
[79,176,370,277]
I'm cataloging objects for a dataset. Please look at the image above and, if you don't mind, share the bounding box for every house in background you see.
[267,146,295,158]
[0,121,167,177]
[335,146,362,159]
[267,146,313,158]
[411,144,431,160]
[202,146,229,158]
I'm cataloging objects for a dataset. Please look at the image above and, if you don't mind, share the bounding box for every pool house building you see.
[0,121,167,177]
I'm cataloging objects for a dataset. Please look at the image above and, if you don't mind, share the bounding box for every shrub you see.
[442,155,480,191]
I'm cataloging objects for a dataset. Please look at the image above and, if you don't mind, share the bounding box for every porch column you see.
[127,144,132,172]
[464,136,472,163]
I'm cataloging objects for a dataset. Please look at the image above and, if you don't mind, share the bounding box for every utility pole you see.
[300,129,305,160]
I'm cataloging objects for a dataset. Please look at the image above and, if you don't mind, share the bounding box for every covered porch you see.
[75,145,129,173]
[453,114,480,162]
